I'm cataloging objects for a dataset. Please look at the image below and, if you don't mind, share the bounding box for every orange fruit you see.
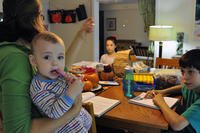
[83,80,93,91]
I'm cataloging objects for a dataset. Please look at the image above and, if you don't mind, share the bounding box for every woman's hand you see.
[79,17,94,33]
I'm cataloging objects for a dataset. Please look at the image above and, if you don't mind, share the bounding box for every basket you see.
[133,82,156,92]
[133,73,156,92]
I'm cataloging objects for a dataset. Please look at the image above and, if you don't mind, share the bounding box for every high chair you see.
[82,102,97,133]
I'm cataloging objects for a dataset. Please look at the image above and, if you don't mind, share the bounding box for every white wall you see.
[49,0,99,66]
[156,0,199,58]
[0,0,2,12]
[100,3,148,46]
[0,0,99,66]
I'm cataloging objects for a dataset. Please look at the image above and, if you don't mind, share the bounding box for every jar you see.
[100,65,114,81]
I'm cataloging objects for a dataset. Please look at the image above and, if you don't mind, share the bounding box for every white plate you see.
[99,81,119,86]
[91,84,102,91]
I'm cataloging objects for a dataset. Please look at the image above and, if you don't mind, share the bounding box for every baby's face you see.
[32,39,65,79]
[106,40,116,54]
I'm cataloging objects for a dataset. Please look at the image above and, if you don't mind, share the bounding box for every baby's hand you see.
[56,68,76,85]
[66,79,84,100]
[65,72,76,86]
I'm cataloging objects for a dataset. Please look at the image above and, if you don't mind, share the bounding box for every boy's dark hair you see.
[179,49,200,71]
[106,36,117,45]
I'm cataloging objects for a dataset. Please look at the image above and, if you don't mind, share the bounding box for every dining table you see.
[95,82,170,133]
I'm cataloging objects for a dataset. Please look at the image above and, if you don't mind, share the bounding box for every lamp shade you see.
[149,25,173,41]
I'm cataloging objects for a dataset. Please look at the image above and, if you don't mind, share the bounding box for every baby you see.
[29,31,91,133]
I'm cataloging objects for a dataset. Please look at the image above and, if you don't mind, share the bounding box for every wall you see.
[100,3,148,47]
[0,0,2,12]
[156,0,199,58]
[49,0,99,67]
[0,0,99,66]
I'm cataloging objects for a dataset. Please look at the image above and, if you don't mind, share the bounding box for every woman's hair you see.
[106,36,117,45]
[0,0,45,42]
[179,49,200,71]
[31,31,64,53]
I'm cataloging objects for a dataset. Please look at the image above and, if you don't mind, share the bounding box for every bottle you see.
[123,66,134,98]
[96,63,104,80]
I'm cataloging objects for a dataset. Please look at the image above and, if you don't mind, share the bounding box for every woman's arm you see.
[65,17,94,66]
[153,94,189,131]
[31,95,82,133]
[67,17,94,52]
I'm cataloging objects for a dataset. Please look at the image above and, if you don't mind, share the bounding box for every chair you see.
[155,57,180,69]
[129,54,137,62]
[82,102,97,133]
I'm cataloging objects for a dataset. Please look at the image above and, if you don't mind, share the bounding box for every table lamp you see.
[149,25,173,58]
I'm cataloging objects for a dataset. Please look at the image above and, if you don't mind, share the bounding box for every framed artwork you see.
[106,18,116,31]
[194,0,200,39]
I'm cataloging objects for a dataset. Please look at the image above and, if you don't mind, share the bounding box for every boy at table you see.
[29,31,91,133]
[146,49,200,133]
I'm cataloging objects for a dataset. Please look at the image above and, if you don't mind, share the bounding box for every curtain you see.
[138,0,155,35]
[138,0,156,64]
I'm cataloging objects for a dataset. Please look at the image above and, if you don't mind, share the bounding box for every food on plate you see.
[69,66,100,91]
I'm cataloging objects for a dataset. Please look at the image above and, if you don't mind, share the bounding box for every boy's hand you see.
[153,94,166,107]
[145,90,160,99]
[66,79,84,100]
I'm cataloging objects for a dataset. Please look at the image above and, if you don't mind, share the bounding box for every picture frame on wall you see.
[106,18,116,31]
[194,0,200,40]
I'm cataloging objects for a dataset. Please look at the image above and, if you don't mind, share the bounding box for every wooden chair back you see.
[129,54,137,62]
[155,57,180,69]
[82,102,97,133]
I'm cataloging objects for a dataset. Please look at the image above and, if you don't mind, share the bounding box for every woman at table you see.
[100,36,117,65]
[146,49,200,133]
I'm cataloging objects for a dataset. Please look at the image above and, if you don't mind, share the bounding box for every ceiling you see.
[99,0,138,4]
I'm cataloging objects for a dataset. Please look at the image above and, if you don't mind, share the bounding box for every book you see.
[129,92,179,110]
[82,92,120,117]
[99,81,119,86]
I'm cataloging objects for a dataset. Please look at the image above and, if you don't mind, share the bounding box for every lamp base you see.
[159,41,163,58]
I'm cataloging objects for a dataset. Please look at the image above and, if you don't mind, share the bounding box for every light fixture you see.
[149,25,173,58]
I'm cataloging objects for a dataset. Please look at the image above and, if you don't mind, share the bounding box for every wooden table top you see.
[96,83,169,132]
